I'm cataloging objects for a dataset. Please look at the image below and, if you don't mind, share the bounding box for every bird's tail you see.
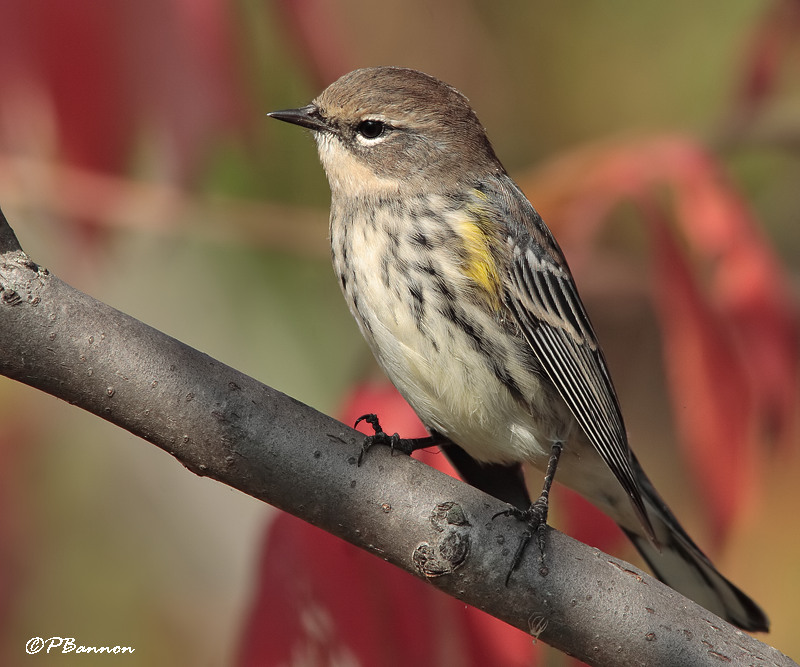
[626,460,769,632]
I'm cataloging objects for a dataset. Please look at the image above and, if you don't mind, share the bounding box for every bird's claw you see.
[355,413,408,466]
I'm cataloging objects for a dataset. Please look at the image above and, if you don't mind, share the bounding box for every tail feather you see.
[623,526,768,632]
[628,461,769,632]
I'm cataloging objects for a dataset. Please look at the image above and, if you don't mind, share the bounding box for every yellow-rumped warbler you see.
[269,66,768,632]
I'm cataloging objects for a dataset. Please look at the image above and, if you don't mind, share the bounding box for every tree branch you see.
[0,206,793,667]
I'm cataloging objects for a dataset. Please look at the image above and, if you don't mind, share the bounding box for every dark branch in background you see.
[0,206,793,667]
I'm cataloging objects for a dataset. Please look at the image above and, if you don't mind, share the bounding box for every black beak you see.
[267,104,329,133]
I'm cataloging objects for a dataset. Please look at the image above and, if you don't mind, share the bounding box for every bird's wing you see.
[484,180,654,539]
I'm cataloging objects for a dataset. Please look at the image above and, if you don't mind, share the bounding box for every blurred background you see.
[0,1,798,665]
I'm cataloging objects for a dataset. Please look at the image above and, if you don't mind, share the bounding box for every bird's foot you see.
[493,494,551,584]
[355,413,426,466]
[493,441,563,584]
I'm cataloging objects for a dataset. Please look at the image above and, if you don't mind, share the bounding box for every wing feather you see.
[483,179,654,539]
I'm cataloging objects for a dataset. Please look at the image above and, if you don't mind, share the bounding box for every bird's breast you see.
[328,194,567,465]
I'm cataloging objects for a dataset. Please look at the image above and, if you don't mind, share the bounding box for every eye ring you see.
[356,119,386,140]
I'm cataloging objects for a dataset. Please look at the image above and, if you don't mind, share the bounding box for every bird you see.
[268,66,769,632]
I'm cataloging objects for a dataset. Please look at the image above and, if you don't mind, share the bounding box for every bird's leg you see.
[354,413,444,466]
[494,440,564,583]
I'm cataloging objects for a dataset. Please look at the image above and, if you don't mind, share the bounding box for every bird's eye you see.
[356,119,386,140]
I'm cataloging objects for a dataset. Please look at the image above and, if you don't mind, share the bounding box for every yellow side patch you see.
[455,211,502,310]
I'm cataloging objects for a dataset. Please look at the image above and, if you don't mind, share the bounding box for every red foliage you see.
[272,0,355,89]
[0,0,245,175]
[0,0,246,239]
[732,0,800,123]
